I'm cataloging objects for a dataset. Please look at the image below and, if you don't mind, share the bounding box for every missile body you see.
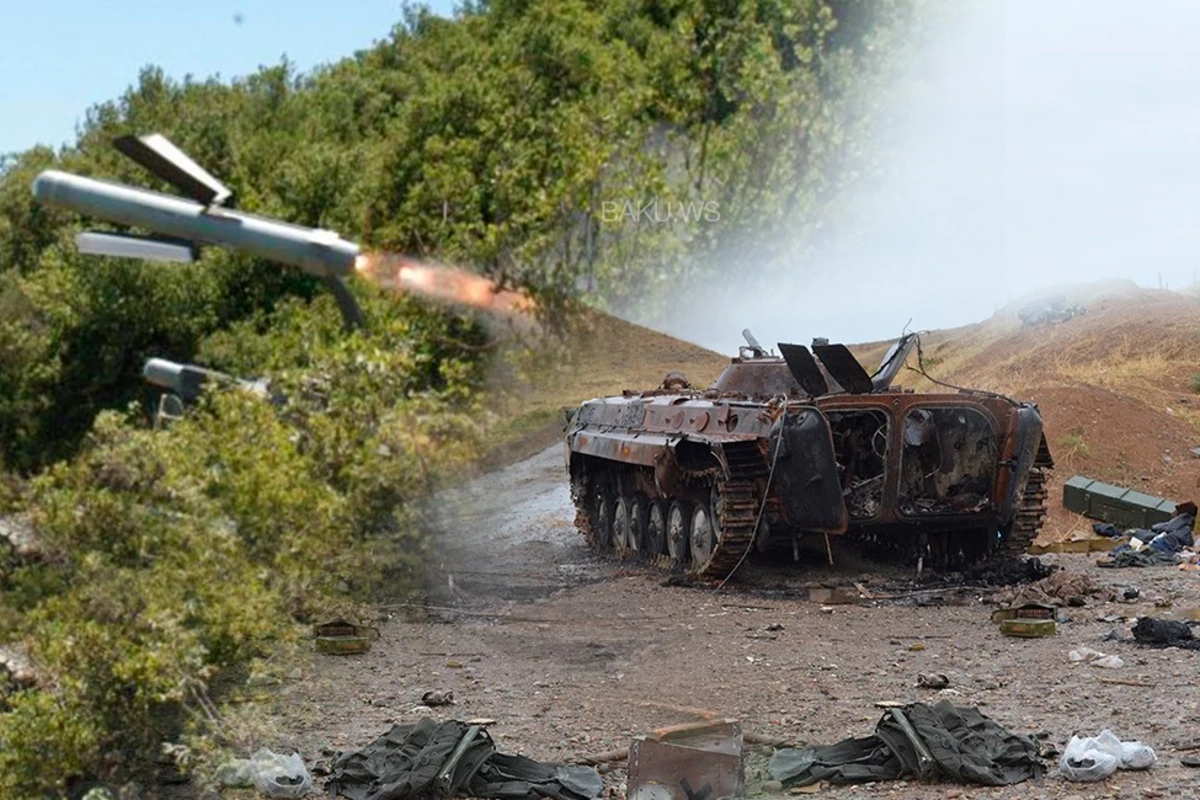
[32,170,359,278]
[143,357,272,401]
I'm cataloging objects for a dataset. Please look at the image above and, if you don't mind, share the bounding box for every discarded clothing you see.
[767,701,1043,788]
[1132,617,1200,650]
[1092,522,1123,538]
[326,719,603,800]
[1146,510,1196,553]
[1099,549,1179,568]
[1112,508,1198,555]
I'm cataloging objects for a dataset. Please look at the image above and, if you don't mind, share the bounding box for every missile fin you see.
[114,133,233,207]
[77,231,197,263]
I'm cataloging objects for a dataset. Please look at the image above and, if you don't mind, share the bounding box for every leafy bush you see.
[0,293,486,795]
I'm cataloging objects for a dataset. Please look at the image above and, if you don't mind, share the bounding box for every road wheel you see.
[595,490,615,552]
[613,494,632,554]
[690,503,717,569]
[628,494,649,557]
[645,499,667,558]
[666,500,692,566]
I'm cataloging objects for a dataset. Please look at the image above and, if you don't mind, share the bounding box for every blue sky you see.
[0,1,457,156]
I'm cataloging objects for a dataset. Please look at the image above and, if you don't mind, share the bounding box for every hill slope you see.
[885,283,1200,539]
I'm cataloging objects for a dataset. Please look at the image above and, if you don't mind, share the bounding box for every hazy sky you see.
[0,1,457,156]
[665,0,1200,352]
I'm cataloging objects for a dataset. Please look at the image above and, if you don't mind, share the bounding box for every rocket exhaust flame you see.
[355,253,535,316]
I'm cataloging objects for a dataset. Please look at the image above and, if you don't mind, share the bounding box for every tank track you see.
[691,441,767,579]
[570,469,602,550]
[997,466,1048,559]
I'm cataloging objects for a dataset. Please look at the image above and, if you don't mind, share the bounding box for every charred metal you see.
[566,330,1052,579]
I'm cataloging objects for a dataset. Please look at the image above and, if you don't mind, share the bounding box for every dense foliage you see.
[0,0,914,793]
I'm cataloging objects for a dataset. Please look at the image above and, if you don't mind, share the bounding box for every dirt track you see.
[267,444,1200,800]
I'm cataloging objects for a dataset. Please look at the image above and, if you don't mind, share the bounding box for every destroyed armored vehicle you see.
[566,331,1053,578]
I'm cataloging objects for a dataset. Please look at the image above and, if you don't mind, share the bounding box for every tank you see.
[565,330,1053,578]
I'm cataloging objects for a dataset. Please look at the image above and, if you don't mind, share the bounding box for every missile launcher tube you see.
[32,170,359,278]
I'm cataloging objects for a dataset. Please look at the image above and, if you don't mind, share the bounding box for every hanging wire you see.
[716,407,786,590]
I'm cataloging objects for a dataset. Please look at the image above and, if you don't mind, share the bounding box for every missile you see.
[143,357,273,402]
[32,169,360,278]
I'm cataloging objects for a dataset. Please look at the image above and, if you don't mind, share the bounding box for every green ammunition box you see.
[315,635,374,655]
[999,618,1056,638]
[1062,476,1176,530]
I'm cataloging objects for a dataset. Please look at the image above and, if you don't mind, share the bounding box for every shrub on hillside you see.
[0,294,487,795]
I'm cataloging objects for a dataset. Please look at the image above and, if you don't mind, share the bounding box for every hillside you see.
[888,282,1200,539]
[531,282,1200,544]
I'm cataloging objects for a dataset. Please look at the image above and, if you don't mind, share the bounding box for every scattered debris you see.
[422,690,456,707]
[993,571,1113,608]
[992,603,1057,637]
[1132,617,1200,650]
[629,720,744,800]
[1091,655,1125,669]
[1098,677,1153,688]
[1098,549,1180,568]
[1059,730,1155,781]
[1068,648,1125,668]
[326,719,602,800]
[1097,502,1197,566]
[217,749,312,798]
[1028,535,1114,555]
[314,619,380,656]
[766,701,1043,787]
[916,673,950,689]
[808,587,866,605]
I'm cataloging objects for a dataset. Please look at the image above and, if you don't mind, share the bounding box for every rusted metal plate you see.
[570,430,678,468]
[628,721,744,800]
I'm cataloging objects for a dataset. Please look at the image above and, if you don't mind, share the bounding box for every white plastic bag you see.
[1118,739,1157,770]
[249,748,313,798]
[1060,730,1156,781]
[1060,735,1118,781]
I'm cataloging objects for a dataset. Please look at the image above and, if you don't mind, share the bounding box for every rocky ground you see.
[252,444,1200,800]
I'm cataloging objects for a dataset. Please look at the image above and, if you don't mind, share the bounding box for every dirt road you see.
[423,443,602,606]
[272,445,1200,800]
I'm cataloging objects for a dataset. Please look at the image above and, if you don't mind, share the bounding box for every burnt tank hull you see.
[566,335,1052,579]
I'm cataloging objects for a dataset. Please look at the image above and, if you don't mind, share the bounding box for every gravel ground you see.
[266,445,1200,800]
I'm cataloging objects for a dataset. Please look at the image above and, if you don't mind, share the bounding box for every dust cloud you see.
[650,0,1200,354]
